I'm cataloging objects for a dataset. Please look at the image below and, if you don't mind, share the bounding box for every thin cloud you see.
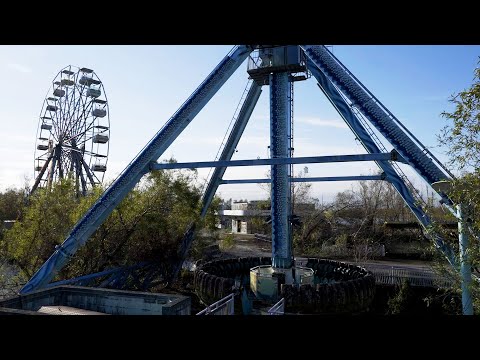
[7,63,32,73]
[296,116,348,129]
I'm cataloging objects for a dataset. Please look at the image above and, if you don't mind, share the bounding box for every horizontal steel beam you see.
[220,174,385,184]
[221,178,271,184]
[150,152,404,171]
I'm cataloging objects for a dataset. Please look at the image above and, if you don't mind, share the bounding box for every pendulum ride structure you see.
[20,46,474,315]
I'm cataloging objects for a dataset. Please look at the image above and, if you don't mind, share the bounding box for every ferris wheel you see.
[32,65,110,196]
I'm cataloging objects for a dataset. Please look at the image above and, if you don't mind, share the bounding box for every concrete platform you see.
[0,285,191,315]
[37,305,108,315]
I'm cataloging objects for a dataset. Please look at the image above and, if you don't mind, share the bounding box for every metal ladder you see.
[289,80,295,199]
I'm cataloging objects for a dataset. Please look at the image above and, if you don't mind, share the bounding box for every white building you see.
[219,201,270,234]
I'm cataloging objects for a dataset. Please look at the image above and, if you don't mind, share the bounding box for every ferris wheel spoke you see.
[73,134,95,149]
[49,112,61,142]
[62,88,77,135]
[64,70,78,115]
[49,112,61,136]
[63,130,84,144]
[56,90,67,135]
[62,144,95,156]
[65,81,77,123]
[64,97,90,138]
[56,94,64,135]
[59,84,75,136]
[67,80,89,124]
[69,98,94,134]
[78,117,100,140]
[67,117,87,142]
[66,86,85,131]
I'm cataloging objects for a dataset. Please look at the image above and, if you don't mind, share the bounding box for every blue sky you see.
[0,45,479,202]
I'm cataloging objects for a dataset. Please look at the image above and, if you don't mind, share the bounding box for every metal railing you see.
[247,47,308,72]
[196,293,235,315]
[268,298,285,315]
[364,265,455,288]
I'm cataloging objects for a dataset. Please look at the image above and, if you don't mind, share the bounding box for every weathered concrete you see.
[0,307,46,315]
[0,286,190,315]
[37,305,108,315]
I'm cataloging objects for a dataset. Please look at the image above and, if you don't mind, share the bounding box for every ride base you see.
[250,264,314,302]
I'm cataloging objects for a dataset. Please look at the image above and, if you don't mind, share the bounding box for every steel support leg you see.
[311,60,458,267]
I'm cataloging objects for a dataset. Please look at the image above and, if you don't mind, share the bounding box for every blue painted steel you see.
[318,46,456,181]
[20,45,254,294]
[221,178,272,184]
[311,59,457,267]
[294,175,384,182]
[270,72,292,269]
[150,152,402,171]
[46,261,154,289]
[457,204,473,315]
[200,82,262,217]
[220,174,385,184]
[169,82,263,283]
[169,221,196,283]
[301,45,450,186]
[45,266,125,288]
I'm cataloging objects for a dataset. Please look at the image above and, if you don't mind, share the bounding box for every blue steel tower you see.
[248,46,314,300]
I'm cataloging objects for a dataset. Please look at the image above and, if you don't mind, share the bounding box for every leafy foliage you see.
[439,63,480,173]
[0,165,217,285]
[219,233,235,250]
[436,58,480,313]
[0,188,26,223]
[387,279,414,314]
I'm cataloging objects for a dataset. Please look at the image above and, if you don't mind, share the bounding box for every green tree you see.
[437,59,480,311]
[63,168,205,280]
[1,164,217,287]
[387,279,414,314]
[0,188,26,223]
[2,179,83,279]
